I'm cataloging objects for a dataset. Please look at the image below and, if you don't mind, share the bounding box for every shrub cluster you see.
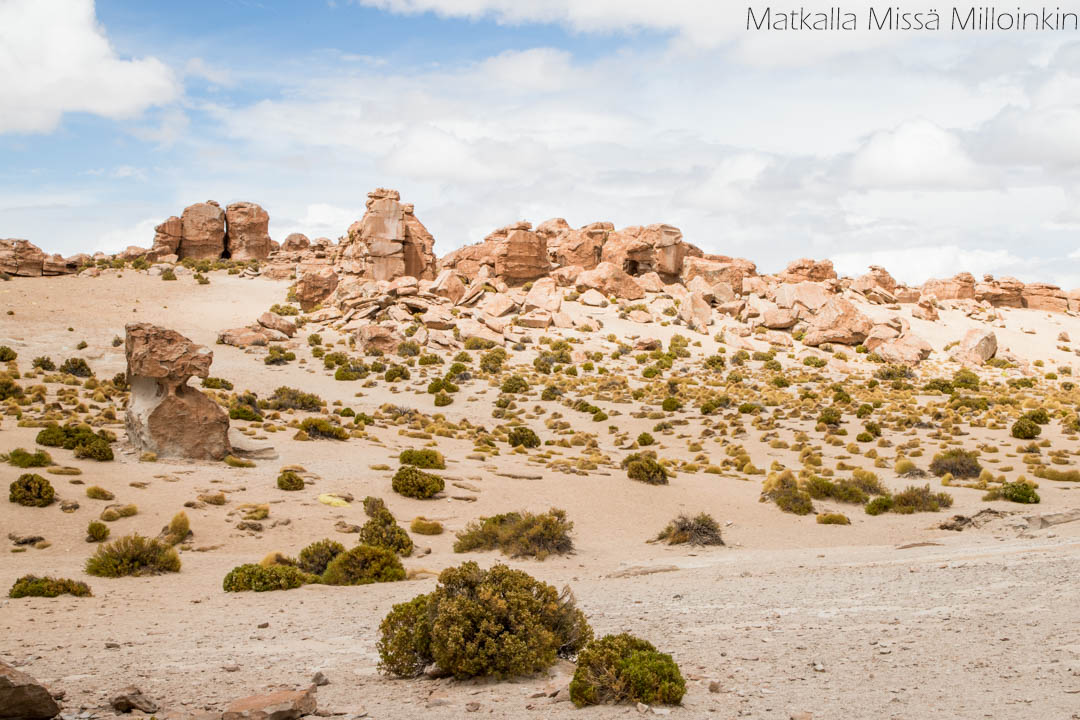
[507,426,540,448]
[297,539,345,575]
[9,473,55,507]
[9,575,92,598]
[866,485,953,515]
[223,564,311,592]
[360,501,414,556]
[392,465,445,499]
[299,417,348,440]
[569,633,685,707]
[398,448,445,469]
[277,470,305,491]
[622,452,669,485]
[762,471,813,515]
[85,534,181,577]
[929,449,982,479]
[321,544,406,585]
[454,508,573,559]
[5,448,52,468]
[654,513,724,546]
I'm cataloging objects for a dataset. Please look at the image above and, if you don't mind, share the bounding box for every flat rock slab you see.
[222,686,316,720]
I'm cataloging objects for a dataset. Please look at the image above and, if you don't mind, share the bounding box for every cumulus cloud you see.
[0,0,178,134]
[850,120,985,189]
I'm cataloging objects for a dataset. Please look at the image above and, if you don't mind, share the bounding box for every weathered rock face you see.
[779,258,836,283]
[852,265,897,295]
[0,661,61,720]
[548,224,607,270]
[974,275,1024,308]
[774,281,832,313]
[295,266,339,312]
[179,201,227,260]
[124,323,230,461]
[955,328,997,366]
[912,296,939,321]
[1021,283,1069,312]
[281,233,310,252]
[494,228,549,282]
[356,324,404,354]
[338,188,437,282]
[682,256,757,291]
[575,261,644,300]
[922,272,975,301]
[225,202,272,260]
[149,216,182,260]
[802,297,873,346]
[601,224,699,280]
[0,238,45,276]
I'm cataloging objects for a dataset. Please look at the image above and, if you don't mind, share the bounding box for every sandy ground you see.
[2,271,1080,720]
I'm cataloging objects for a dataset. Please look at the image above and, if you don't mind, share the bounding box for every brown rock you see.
[779,258,836,283]
[575,262,644,300]
[877,334,932,365]
[295,267,338,312]
[0,662,60,720]
[549,226,605,270]
[852,265,897,295]
[280,233,310,252]
[222,686,316,720]
[912,296,939,321]
[682,256,757,289]
[0,238,45,277]
[482,292,517,318]
[125,323,231,461]
[494,228,549,282]
[179,201,226,260]
[218,327,270,348]
[356,325,404,354]
[257,312,296,338]
[1021,283,1068,312]
[41,253,79,276]
[522,277,561,313]
[922,272,975,301]
[601,224,698,279]
[111,686,158,713]
[802,297,873,346]
[974,275,1023,308]
[431,269,466,304]
[337,188,436,281]
[150,216,182,260]
[225,202,272,260]
[955,328,997,366]
[774,282,832,313]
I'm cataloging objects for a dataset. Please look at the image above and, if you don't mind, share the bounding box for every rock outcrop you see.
[921,272,976,301]
[336,188,437,282]
[149,216,182,261]
[974,275,1024,308]
[0,238,46,276]
[295,267,339,311]
[124,323,231,460]
[225,202,272,261]
[954,328,998,366]
[0,661,61,720]
[802,297,873,346]
[600,224,699,280]
[178,201,227,260]
[493,225,549,282]
[779,258,836,283]
[1021,283,1069,312]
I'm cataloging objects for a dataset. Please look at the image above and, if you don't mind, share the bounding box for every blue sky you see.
[2,0,1080,287]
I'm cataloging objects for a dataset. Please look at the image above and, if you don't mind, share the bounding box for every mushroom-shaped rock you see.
[124,323,231,460]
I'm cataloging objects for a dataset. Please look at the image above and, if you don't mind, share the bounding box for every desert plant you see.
[411,517,444,535]
[5,448,52,468]
[297,539,346,575]
[929,449,981,479]
[9,473,55,507]
[762,470,813,515]
[654,513,724,546]
[501,375,529,394]
[264,346,296,365]
[392,465,444,499]
[86,520,110,542]
[85,534,181,577]
[360,507,415,556]
[399,448,445,469]
[58,357,92,377]
[85,485,114,500]
[622,452,669,485]
[223,563,310,592]
[1011,417,1041,440]
[277,470,305,491]
[816,513,850,525]
[32,356,55,371]
[9,575,92,598]
[636,432,656,447]
[162,511,191,545]
[299,417,348,440]
[985,481,1040,504]
[100,504,138,521]
[321,544,405,585]
[266,386,323,411]
[569,633,685,707]
[508,426,541,448]
[377,562,592,679]
[454,508,573,559]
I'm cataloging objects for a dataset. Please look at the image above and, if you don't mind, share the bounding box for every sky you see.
[1,0,1080,287]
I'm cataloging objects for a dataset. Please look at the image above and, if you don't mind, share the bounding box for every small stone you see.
[465,702,480,712]
[708,680,722,693]
[312,671,329,687]
[636,702,650,713]
[257,622,269,629]
[110,686,158,714]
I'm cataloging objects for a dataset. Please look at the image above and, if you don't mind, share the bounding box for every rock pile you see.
[124,323,231,460]
[151,200,273,262]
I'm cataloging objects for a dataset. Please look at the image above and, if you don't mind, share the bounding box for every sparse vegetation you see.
[85,534,181,577]
[9,575,92,598]
[454,508,573,559]
[570,633,685,707]
[654,513,724,546]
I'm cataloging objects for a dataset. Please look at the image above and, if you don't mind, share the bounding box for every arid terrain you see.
[3,195,1080,720]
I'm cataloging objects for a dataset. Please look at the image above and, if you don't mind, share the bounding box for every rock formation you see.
[922,272,976,301]
[0,238,45,276]
[178,201,227,260]
[0,661,61,720]
[225,202,273,260]
[149,216,182,261]
[124,323,231,460]
[779,258,837,283]
[336,188,437,282]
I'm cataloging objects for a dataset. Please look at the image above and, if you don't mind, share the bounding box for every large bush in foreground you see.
[569,633,685,707]
[85,534,181,577]
[377,562,592,680]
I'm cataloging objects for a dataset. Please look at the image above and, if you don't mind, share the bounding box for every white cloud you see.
[0,0,178,134]
[850,120,985,189]
[832,245,1029,285]
[97,217,159,253]
[184,57,235,88]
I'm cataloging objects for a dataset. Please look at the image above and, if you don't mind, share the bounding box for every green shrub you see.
[636,432,655,447]
[816,513,850,525]
[654,513,723,546]
[384,364,410,382]
[570,633,685,707]
[399,448,445,469]
[74,435,113,461]
[299,417,348,440]
[86,520,110,542]
[988,482,1040,504]
[865,496,894,515]
[623,453,669,485]
[202,376,234,390]
[929,449,981,478]
[392,465,445,499]
[0,345,17,362]
[270,303,299,316]
[9,575,91,598]
[377,562,592,679]
[32,356,55,371]
[1011,417,1041,440]
[85,534,181,577]
[817,407,842,426]
[230,404,262,421]
[9,473,55,507]
[266,386,323,411]
[100,504,138,521]
[161,268,177,281]
[5,448,52,468]
[454,508,573,559]
[803,356,827,368]
[85,485,114,500]
[360,507,415,556]
[321,544,405,585]
[952,368,980,390]
[297,539,346,575]
[277,470,305,491]
[264,346,296,365]
[1033,467,1080,482]
[36,423,112,452]
[411,517,444,535]
[434,392,453,407]
[508,426,540,448]
[762,471,813,515]
[892,485,953,513]
[223,563,309,592]
[501,375,529,394]
[58,357,92,377]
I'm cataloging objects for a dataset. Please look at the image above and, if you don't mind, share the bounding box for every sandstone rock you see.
[1021,283,1068,312]
[517,310,552,329]
[601,224,698,279]
[338,188,437,281]
[635,271,665,293]
[125,323,231,461]
[802,297,873,346]
[482,293,517,317]
[179,201,227,260]
[0,238,45,276]
[110,686,158,713]
[280,233,310,252]
[431,269,466,304]
[258,312,297,338]
[218,327,270,348]
[922,272,975,301]
[575,262,644,300]
[0,661,60,720]
[550,265,581,287]
[522,277,561,313]
[878,334,932,365]
[912,296,939,321]
[150,216,182,260]
[1069,289,1080,313]
[682,256,757,289]
[42,253,79,276]
[579,288,607,307]
[774,282,832,313]
[222,686,316,720]
[851,265,897,294]
[295,267,339,311]
[974,275,1024,308]
[549,225,606,270]
[955,328,997,365]
[494,228,549,282]
[356,325,404,354]
[225,202,272,260]
[535,217,571,238]
[779,258,836,283]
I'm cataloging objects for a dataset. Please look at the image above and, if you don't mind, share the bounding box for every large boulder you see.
[974,275,1024,308]
[225,202,272,260]
[922,272,975,301]
[0,239,45,277]
[522,276,562,313]
[955,328,997,366]
[575,261,644,300]
[149,216,182,260]
[682,256,757,290]
[338,188,437,281]
[494,228,549,282]
[802,297,873,346]
[124,323,231,461]
[851,265,897,295]
[778,258,836,283]
[222,685,317,720]
[877,333,933,365]
[548,223,607,270]
[356,324,404,354]
[601,224,699,280]
[0,662,60,720]
[1021,283,1069,312]
[179,201,227,260]
[295,266,339,311]
[280,233,310,252]
[774,281,832,313]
